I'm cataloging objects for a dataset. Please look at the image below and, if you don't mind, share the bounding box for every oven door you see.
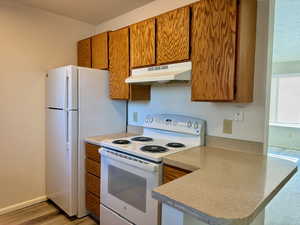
[101,148,161,225]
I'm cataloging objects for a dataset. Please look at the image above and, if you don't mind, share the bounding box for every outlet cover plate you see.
[223,119,233,134]
[133,112,138,122]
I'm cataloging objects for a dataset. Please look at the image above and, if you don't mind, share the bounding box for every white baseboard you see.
[0,196,48,216]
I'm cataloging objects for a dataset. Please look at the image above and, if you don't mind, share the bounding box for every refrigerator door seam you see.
[48,107,64,110]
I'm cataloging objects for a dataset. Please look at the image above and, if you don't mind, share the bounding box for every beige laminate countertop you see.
[85,132,136,146]
[153,146,298,225]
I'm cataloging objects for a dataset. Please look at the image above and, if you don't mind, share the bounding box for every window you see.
[270,74,300,124]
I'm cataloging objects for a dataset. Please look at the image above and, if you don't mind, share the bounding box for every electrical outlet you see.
[133,112,138,122]
[223,119,233,134]
[233,112,244,121]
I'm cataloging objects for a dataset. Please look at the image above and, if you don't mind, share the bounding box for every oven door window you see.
[108,165,147,212]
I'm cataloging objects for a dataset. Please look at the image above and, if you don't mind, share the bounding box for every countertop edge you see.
[152,190,237,225]
[85,132,138,146]
[162,146,265,172]
[163,157,200,171]
[153,164,298,225]
[85,138,102,146]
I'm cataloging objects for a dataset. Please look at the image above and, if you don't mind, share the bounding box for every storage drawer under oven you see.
[100,204,133,225]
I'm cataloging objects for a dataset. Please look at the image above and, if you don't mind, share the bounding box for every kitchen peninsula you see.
[153,147,297,225]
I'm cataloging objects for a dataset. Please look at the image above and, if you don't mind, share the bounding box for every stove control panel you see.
[144,114,206,136]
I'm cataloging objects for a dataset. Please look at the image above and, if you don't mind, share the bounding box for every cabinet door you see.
[86,192,100,217]
[86,158,100,177]
[86,173,100,197]
[157,7,190,65]
[191,0,237,101]
[78,38,91,68]
[109,28,151,101]
[129,85,151,101]
[235,0,257,103]
[109,28,130,100]
[163,165,191,184]
[92,32,109,69]
[130,18,156,68]
[86,143,100,162]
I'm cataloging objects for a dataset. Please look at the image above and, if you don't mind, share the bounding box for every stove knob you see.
[149,117,154,123]
[194,122,199,129]
[187,121,192,128]
[145,115,152,124]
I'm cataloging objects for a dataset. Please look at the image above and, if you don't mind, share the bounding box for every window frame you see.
[270,73,300,125]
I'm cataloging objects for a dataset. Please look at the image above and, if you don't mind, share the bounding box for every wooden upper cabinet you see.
[235,0,257,102]
[130,18,156,68]
[92,32,109,69]
[109,28,130,100]
[191,0,237,101]
[78,38,92,68]
[77,0,256,103]
[109,27,151,101]
[157,7,190,65]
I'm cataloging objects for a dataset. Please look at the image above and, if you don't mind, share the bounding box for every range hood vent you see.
[126,61,192,84]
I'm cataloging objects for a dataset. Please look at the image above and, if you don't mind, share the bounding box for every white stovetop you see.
[100,135,197,163]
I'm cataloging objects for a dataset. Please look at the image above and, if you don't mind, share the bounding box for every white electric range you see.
[100,114,206,225]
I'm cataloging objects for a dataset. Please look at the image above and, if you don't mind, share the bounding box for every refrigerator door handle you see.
[66,111,69,145]
[66,67,78,110]
[66,75,69,110]
[65,75,70,147]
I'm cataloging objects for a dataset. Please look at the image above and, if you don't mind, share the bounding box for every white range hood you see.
[126,61,192,84]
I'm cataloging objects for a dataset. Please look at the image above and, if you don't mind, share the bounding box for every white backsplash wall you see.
[128,83,265,142]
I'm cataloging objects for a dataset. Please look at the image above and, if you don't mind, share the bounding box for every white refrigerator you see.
[46,65,126,217]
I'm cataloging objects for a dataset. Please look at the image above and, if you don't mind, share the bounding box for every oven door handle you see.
[100,148,159,173]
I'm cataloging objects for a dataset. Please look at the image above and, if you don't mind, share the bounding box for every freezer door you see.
[46,109,78,216]
[46,66,78,109]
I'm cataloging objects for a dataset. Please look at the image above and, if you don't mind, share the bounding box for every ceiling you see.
[15,0,154,25]
[273,0,300,62]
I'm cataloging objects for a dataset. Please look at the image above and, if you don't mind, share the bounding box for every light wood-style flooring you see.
[0,201,98,225]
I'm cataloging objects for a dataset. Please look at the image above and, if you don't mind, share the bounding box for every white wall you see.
[0,1,95,210]
[96,0,269,142]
